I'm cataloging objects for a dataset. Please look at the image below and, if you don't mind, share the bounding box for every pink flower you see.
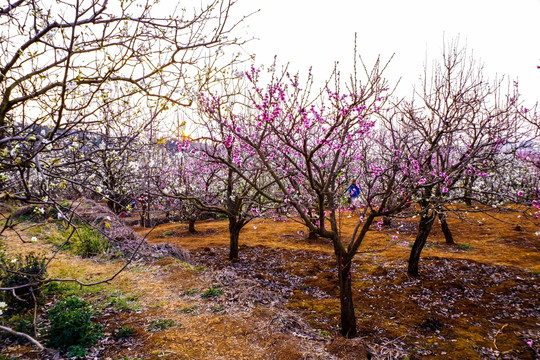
[526,340,533,346]
[517,190,523,197]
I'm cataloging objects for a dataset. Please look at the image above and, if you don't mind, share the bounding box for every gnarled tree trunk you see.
[188,217,196,233]
[408,212,436,276]
[338,254,357,337]
[463,175,476,206]
[439,212,454,244]
[228,219,242,261]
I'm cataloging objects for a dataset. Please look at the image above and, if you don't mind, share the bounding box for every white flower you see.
[34,207,45,214]
[96,186,103,193]
[10,145,19,156]
[10,258,17,263]
[31,237,38,243]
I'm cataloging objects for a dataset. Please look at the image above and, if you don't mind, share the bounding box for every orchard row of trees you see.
[157,42,539,337]
[8,41,536,338]
[1,0,539,345]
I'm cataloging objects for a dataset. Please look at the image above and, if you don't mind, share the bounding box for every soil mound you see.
[71,198,189,261]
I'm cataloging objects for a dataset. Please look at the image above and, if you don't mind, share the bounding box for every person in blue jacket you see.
[347,179,360,210]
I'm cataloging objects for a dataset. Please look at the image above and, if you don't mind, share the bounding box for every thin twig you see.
[46,225,155,287]
[493,323,508,350]
[31,288,38,337]
[0,325,45,351]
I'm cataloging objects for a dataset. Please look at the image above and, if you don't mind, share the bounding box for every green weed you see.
[178,305,198,314]
[183,289,200,296]
[211,304,224,312]
[201,285,224,299]
[457,243,471,251]
[69,225,109,257]
[107,291,142,312]
[46,296,103,356]
[43,281,106,298]
[115,325,136,340]
[318,329,332,339]
[0,251,47,312]
[147,318,178,331]
[8,313,35,335]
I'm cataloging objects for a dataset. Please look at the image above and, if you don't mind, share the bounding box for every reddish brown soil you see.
[2,208,539,359]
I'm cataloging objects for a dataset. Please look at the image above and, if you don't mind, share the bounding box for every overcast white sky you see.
[234,0,540,104]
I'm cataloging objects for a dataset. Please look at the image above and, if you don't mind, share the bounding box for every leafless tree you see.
[0,0,247,349]
[0,0,246,202]
[386,40,529,276]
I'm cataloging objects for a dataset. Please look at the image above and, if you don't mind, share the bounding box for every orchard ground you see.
[1,206,539,359]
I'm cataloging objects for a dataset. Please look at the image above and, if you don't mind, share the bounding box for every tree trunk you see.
[107,196,122,214]
[307,229,318,240]
[338,257,357,337]
[228,220,241,260]
[439,212,454,244]
[140,203,149,227]
[408,213,436,276]
[188,218,196,233]
[107,199,115,213]
[464,191,472,206]
[463,176,475,206]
